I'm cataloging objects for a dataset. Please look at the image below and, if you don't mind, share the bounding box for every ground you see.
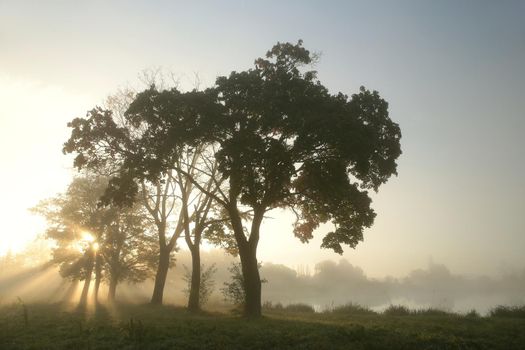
[0,303,524,349]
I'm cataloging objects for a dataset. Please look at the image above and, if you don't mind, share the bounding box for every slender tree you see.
[138,176,183,304]
[63,87,184,305]
[102,198,157,302]
[174,146,224,311]
[64,90,225,307]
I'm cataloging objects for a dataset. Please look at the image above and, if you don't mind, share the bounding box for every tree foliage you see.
[182,263,218,306]
[32,175,157,292]
[108,40,401,254]
[64,86,228,307]
[63,40,402,316]
[221,262,266,305]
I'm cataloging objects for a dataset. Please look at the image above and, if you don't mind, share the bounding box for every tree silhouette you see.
[32,175,156,304]
[64,89,226,309]
[64,40,401,317]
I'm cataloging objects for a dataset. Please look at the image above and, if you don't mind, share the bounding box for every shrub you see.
[411,307,454,316]
[383,305,456,317]
[465,309,480,318]
[220,262,246,305]
[284,303,315,313]
[182,263,217,306]
[383,305,411,316]
[327,303,377,315]
[489,305,525,318]
[220,262,266,305]
[262,301,283,310]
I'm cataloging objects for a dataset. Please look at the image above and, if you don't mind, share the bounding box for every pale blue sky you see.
[1,0,524,276]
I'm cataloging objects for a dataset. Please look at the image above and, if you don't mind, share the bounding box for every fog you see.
[1,246,523,315]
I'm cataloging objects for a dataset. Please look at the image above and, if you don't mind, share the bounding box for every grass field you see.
[0,302,524,349]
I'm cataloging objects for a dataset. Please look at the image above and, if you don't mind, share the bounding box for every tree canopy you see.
[64,40,401,316]
[109,40,401,253]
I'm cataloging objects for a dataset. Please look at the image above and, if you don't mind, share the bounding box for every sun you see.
[70,231,99,253]
[82,232,95,243]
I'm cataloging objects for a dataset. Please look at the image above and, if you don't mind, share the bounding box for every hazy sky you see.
[1,0,524,277]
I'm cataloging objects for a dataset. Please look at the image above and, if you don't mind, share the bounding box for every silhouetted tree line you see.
[33,40,401,317]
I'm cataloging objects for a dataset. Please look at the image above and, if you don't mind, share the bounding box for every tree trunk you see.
[151,248,170,305]
[93,256,102,304]
[238,244,262,317]
[229,204,264,318]
[108,276,118,302]
[187,245,201,311]
[79,253,94,307]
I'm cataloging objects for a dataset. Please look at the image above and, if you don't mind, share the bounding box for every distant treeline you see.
[1,248,523,314]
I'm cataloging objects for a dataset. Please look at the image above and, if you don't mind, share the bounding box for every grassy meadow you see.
[0,302,524,349]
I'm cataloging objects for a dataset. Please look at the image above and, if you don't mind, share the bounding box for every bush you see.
[465,309,480,318]
[383,305,456,317]
[383,305,411,316]
[262,301,283,310]
[220,262,246,305]
[327,303,377,315]
[284,303,315,313]
[220,262,266,305]
[411,307,454,316]
[182,263,218,307]
[489,305,525,318]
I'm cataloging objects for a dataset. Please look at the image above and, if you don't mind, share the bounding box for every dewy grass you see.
[0,302,524,349]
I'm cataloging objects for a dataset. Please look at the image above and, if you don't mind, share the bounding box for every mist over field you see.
[2,247,523,315]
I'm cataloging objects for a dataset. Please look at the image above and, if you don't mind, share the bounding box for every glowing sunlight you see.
[0,75,93,256]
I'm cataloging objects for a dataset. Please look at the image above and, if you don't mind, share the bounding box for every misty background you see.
[1,245,524,315]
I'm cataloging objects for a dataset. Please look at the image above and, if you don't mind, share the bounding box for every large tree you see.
[65,41,401,317]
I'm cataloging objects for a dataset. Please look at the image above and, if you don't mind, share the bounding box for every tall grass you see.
[263,301,315,313]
